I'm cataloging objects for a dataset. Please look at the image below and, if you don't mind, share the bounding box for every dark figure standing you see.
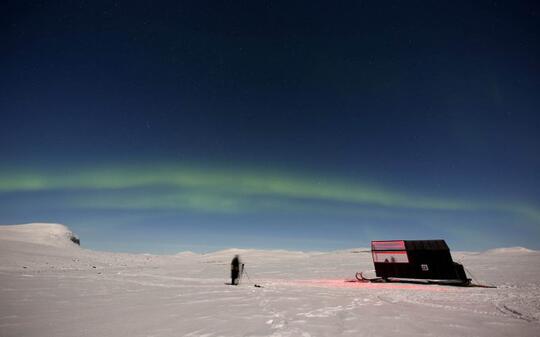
[231,255,242,285]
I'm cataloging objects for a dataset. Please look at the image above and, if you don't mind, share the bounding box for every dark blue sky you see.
[1,1,539,253]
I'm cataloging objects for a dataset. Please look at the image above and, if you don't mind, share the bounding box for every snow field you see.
[1,223,539,337]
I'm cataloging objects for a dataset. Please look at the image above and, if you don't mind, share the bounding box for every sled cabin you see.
[371,240,469,283]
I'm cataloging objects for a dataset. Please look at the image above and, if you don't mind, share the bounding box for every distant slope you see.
[0,223,80,248]
[483,247,536,254]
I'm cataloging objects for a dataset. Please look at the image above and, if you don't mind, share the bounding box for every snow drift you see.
[0,223,80,248]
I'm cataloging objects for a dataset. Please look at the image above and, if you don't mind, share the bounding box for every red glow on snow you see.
[288,279,451,292]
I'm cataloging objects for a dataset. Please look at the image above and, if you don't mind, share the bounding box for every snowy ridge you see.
[483,247,537,254]
[174,251,198,257]
[203,248,312,258]
[0,223,80,248]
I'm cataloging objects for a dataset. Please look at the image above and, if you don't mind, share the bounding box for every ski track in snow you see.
[1,224,540,337]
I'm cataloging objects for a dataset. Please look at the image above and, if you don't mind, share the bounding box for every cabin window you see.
[373,251,409,263]
[371,240,406,250]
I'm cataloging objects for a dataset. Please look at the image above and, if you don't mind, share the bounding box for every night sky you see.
[1,1,539,253]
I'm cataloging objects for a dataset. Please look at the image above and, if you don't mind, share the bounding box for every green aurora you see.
[1,164,538,224]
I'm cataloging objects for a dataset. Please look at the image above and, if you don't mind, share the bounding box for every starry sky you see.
[1,1,539,253]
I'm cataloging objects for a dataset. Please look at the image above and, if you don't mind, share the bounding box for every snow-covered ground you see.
[1,224,539,337]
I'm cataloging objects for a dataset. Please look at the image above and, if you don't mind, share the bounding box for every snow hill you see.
[0,223,79,248]
[1,223,539,337]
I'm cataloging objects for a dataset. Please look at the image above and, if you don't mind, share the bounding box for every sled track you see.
[376,294,539,323]
[495,303,537,323]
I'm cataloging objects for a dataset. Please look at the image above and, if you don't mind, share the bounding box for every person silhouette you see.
[231,255,241,285]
